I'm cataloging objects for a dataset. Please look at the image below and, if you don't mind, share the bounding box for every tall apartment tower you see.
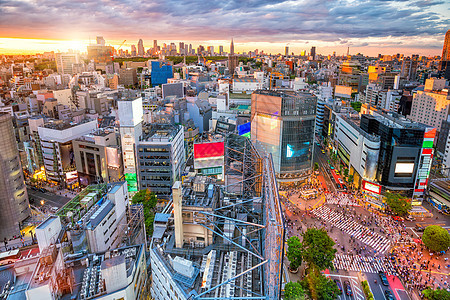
[137,39,144,56]
[55,52,80,75]
[311,46,316,60]
[0,113,30,240]
[285,46,289,56]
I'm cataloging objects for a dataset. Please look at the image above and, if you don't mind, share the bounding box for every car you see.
[335,170,339,175]
[50,207,59,213]
[38,188,47,193]
[392,216,404,221]
[334,279,342,293]
[415,224,425,232]
[338,178,344,184]
[343,281,352,296]
[330,166,335,170]
[406,215,416,221]
[321,150,325,154]
[384,289,394,300]
[316,142,320,146]
[379,272,389,286]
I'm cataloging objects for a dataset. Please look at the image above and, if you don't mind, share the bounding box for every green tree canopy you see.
[301,228,337,271]
[422,225,450,252]
[132,189,158,236]
[385,192,411,217]
[350,101,362,112]
[284,282,305,300]
[286,236,303,270]
[314,162,319,171]
[301,267,340,300]
[422,287,450,300]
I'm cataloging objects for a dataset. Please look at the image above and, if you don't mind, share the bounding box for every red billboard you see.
[194,142,225,159]
[362,180,381,195]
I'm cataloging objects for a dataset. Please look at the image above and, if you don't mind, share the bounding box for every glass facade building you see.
[251,90,316,178]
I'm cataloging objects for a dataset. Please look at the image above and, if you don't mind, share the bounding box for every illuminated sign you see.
[394,163,414,174]
[287,144,294,158]
[125,173,138,192]
[238,122,251,136]
[362,180,381,195]
[194,142,225,159]
[413,127,436,201]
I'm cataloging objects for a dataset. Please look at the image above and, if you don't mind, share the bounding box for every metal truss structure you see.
[189,134,285,300]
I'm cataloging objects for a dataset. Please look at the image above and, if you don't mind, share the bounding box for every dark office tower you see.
[189,44,192,55]
[131,44,137,56]
[137,39,144,56]
[219,45,224,55]
[439,30,450,80]
[228,39,238,77]
[401,55,418,81]
[179,42,184,55]
[311,46,316,60]
[153,40,158,55]
[0,113,30,240]
[285,46,289,56]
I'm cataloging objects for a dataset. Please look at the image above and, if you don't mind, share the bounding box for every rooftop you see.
[141,123,182,142]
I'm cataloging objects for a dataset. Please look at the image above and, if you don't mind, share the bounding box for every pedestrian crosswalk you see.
[350,277,365,300]
[325,195,360,206]
[312,206,391,253]
[333,254,396,274]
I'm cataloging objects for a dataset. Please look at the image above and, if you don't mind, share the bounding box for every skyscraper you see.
[219,45,224,55]
[285,46,289,56]
[153,40,158,55]
[131,44,137,56]
[311,46,316,60]
[230,38,234,55]
[228,39,238,77]
[439,30,450,80]
[442,29,450,61]
[251,90,316,179]
[137,39,144,56]
[179,42,184,55]
[0,113,30,240]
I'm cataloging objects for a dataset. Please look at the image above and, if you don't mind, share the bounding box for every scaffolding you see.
[191,134,284,299]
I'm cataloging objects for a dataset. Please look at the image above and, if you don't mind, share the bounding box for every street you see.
[282,139,450,300]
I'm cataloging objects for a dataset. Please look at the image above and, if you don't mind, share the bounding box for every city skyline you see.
[1,0,449,56]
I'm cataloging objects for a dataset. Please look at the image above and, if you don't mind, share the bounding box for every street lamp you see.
[40,200,44,206]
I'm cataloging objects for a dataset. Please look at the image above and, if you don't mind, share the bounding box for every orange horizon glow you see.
[0,37,443,57]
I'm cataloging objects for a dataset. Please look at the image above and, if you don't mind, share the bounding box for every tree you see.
[422,225,450,253]
[314,162,319,171]
[284,282,305,300]
[301,228,337,271]
[422,287,450,300]
[350,101,362,112]
[301,267,340,300]
[348,174,354,185]
[287,236,303,270]
[343,168,349,178]
[132,189,158,236]
[384,192,411,217]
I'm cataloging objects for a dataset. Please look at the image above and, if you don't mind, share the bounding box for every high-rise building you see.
[219,45,224,55]
[153,40,158,55]
[409,78,449,130]
[96,36,105,46]
[131,44,137,56]
[55,52,80,75]
[311,46,316,60]
[118,97,143,192]
[442,29,450,61]
[285,46,289,56]
[228,39,238,77]
[401,55,418,81]
[179,42,184,55]
[0,113,30,240]
[189,44,192,55]
[137,124,185,199]
[251,90,316,179]
[207,45,214,56]
[137,39,144,56]
[439,30,450,80]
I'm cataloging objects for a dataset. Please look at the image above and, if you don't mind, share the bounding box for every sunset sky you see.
[1,0,449,56]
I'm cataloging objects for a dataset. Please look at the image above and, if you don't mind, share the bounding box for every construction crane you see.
[110,40,126,60]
